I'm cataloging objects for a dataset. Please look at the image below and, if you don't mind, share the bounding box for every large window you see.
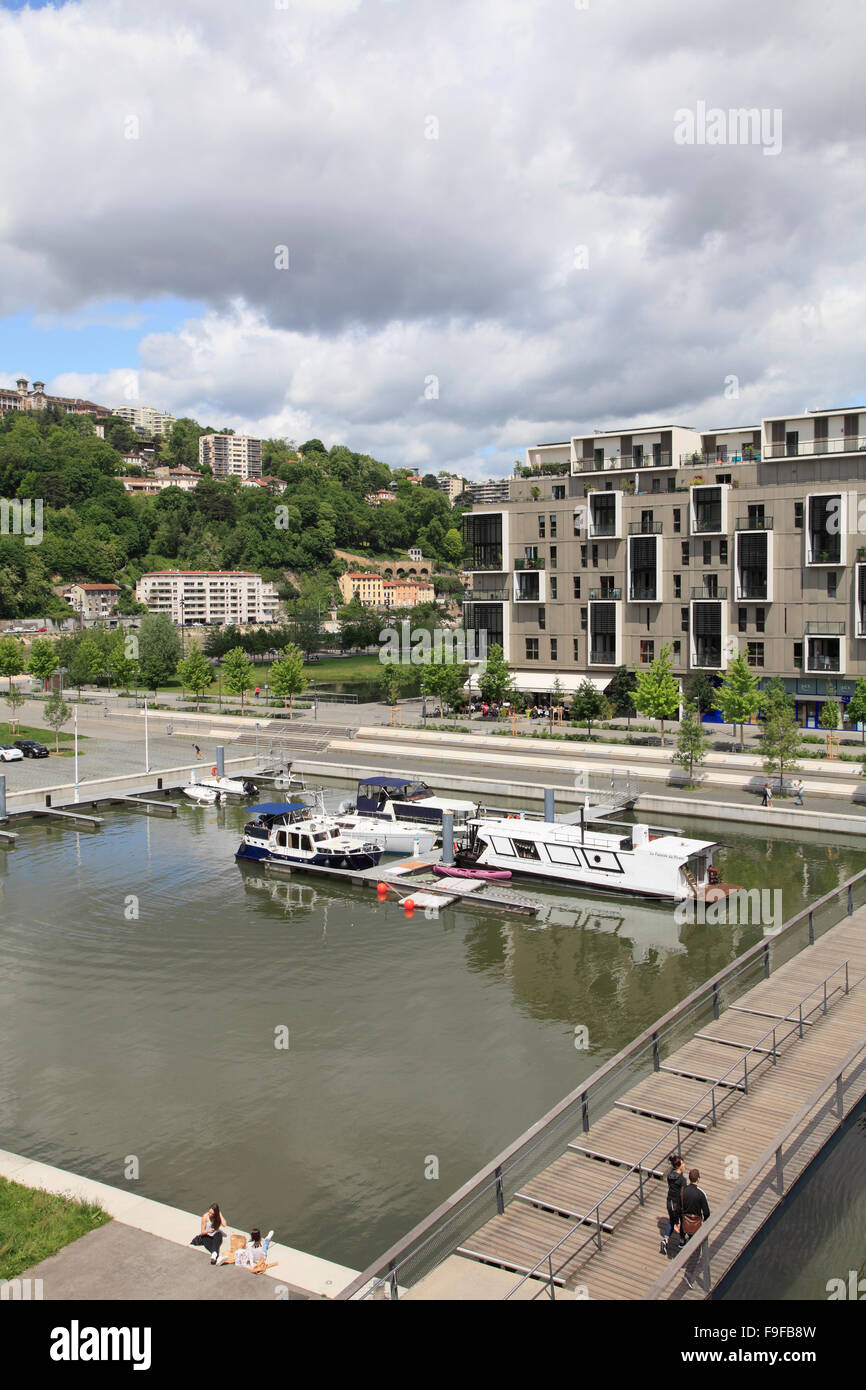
[463,513,503,569]
[525,637,539,660]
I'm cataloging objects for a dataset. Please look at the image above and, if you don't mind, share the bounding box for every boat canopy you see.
[358,776,424,790]
[246,802,309,816]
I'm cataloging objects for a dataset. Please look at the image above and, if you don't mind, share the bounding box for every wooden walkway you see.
[446,909,866,1300]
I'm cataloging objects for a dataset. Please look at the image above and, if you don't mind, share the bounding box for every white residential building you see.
[135,570,279,626]
[437,474,467,504]
[198,434,263,480]
[112,405,177,438]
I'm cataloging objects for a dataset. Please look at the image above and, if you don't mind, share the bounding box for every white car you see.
[0,745,25,761]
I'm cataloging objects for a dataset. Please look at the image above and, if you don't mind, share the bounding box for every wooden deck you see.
[448,909,866,1300]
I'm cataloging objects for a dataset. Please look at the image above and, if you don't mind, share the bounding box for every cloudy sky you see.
[0,0,863,477]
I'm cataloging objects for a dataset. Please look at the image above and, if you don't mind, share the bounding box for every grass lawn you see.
[1,723,86,756]
[0,1177,110,1281]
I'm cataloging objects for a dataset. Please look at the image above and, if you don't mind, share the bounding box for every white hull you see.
[333,815,436,855]
[182,785,219,804]
[199,776,255,796]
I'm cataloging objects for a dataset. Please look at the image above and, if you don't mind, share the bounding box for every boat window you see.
[289,833,300,849]
[313,832,330,842]
[512,839,540,861]
[579,850,624,874]
[406,783,430,800]
[300,836,313,852]
[277,831,288,848]
[546,844,580,865]
[490,836,515,855]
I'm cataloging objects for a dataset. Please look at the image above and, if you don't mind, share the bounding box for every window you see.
[681,542,690,566]
[549,514,557,538]
[720,539,728,564]
[703,540,712,565]
[550,576,558,599]
[651,477,660,493]
[538,514,546,538]
[550,637,558,660]
[538,606,546,629]
[747,642,764,668]
[673,574,682,599]
[681,607,689,632]
[580,607,587,631]
[827,572,838,598]
[573,512,581,536]
[672,640,682,663]
[716,473,731,484]
[552,485,565,500]
[580,544,587,567]
[591,544,598,567]
[513,838,541,861]
[793,641,803,667]
[755,606,765,633]
[573,638,579,661]
[673,508,681,533]
[573,575,581,599]
[525,637,539,660]
[640,639,655,663]
[550,545,558,568]
[794,501,804,529]
[738,607,747,633]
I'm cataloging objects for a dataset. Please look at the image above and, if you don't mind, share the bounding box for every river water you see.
[0,797,863,1275]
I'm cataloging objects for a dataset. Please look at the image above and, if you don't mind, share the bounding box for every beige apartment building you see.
[63,583,121,625]
[136,571,279,626]
[112,405,177,438]
[463,408,866,725]
[198,434,263,480]
[339,572,435,608]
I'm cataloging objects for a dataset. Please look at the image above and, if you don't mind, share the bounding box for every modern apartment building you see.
[437,473,467,504]
[467,479,510,506]
[198,434,263,480]
[112,405,177,438]
[136,571,279,626]
[0,376,108,418]
[463,408,866,724]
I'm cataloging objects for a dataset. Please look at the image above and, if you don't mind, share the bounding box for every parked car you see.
[0,745,25,761]
[14,739,49,758]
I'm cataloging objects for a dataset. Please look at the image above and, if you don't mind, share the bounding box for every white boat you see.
[457,817,719,902]
[198,774,258,797]
[182,783,220,805]
[350,777,477,829]
[331,812,436,855]
[236,802,384,871]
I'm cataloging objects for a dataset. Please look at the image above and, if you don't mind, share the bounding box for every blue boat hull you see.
[236,842,382,871]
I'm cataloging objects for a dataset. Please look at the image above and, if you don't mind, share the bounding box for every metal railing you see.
[335,867,866,1300]
[588,588,622,601]
[735,515,772,529]
[589,649,619,665]
[766,436,866,458]
[503,962,850,1299]
[628,521,663,534]
[589,524,618,537]
[575,454,673,474]
[690,586,727,600]
[679,452,760,466]
[642,1029,866,1299]
[692,516,723,534]
[805,621,845,634]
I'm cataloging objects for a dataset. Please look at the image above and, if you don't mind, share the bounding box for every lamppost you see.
[264,682,269,709]
[218,675,223,713]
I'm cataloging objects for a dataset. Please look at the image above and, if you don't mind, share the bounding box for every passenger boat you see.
[344,777,477,828]
[456,817,719,902]
[236,802,383,870]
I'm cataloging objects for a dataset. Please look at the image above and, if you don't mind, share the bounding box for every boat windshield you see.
[403,782,432,801]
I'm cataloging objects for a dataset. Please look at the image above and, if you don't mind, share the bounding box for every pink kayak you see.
[434,864,512,881]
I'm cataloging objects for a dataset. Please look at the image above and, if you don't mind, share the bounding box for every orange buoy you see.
[211,766,217,775]
[376,882,388,897]
[403,898,415,915]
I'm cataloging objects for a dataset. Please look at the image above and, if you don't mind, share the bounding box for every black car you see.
[14,739,49,758]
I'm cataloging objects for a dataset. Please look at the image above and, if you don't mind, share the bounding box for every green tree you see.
[632,644,681,747]
[761,705,802,794]
[43,690,71,751]
[27,637,58,691]
[715,651,761,750]
[221,645,254,711]
[604,665,637,726]
[682,670,719,716]
[420,649,468,717]
[570,680,610,738]
[138,614,182,695]
[845,677,866,744]
[477,643,516,706]
[0,635,25,691]
[269,644,308,713]
[176,644,213,710]
[441,527,464,565]
[380,662,411,707]
[820,699,840,755]
[5,683,25,732]
[672,700,710,786]
[760,676,793,720]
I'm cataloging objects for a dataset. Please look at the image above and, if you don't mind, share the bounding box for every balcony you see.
[627,520,663,534]
[766,436,866,459]
[805,621,845,635]
[588,588,622,600]
[464,588,509,603]
[575,452,673,474]
[735,515,773,530]
[736,580,768,601]
[692,643,723,669]
[590,647,618,665]
[692,515,723,533]
[679,450,760,466]
[691,586,728,600]
[513,557,545,571]
[629,585,658,602]
[589,523,617,537]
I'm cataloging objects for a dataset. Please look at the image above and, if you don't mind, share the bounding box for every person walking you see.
[190,1201,229,1264]
[660,1153,686,1255]
[761,782,773,808]
[794,778,804,807]
[680,1169,710,1289]
[193,743,202,759]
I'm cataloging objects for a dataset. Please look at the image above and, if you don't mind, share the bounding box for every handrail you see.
[641,1028,866,1299]
[335,865,866,1300]
[503,961,851,1298]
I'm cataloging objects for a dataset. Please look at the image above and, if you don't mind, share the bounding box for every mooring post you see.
[544,788,555,822]
[440,812,454,866]
[216,746,225,777]
[0,774,6,822]
[45,793,52,808]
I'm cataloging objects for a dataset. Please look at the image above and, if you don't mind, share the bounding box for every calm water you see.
[0,799,863,1273]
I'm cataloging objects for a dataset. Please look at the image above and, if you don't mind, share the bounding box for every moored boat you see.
[182,783,220,805]
[346,776,477,828]
[236,802,383,871]
[199,774,258,797]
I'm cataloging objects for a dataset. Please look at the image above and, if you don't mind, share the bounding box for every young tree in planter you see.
[682,670,718,717]
[632,644,681,747]
[269,644,308,714]
[0,635,25,692]
[221,645,255,711]
[5,684,25,733]
[138,614,182,695]
[176,644,214,711]
[604,665,637,727]
[672,700,709,786]
[26,637,58,692]
[759,676,793,720]
[477,643,517,707]
[761,705,802,795]
[819,699,841,756]
[380,662,411,709]
[570,680,610,738]
[43,690,71,751]
[715,651,761,750]
[845,677,866,744]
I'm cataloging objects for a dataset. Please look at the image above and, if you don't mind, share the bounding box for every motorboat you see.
[331,813,436,855]
[456,817,719,902]
[344,776,477,828]
[182,783,220,805]
[236,802,383,871]
[198,774,258,797]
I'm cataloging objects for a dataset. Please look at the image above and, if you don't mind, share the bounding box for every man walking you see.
[761,782,773,808]
[680,1168,710,1289]
[794,778,804,807]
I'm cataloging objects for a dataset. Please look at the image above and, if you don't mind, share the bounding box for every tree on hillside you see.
[0,635,25,691]
[632,644,681,747]
[715,651,761,749]
[845,677,866,744]
[176,644,213,710]
[570,680,610,738]
[672,700,710,786]
[221,646,254,711]
[43,690,71,751]
[269,644,308,714]
[27,637,58,691]
[138,614,182,695]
